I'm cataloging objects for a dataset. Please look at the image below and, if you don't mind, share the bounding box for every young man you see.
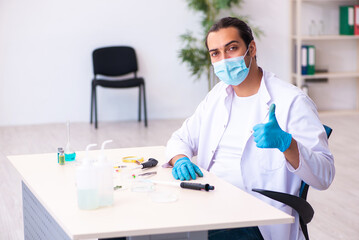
[165,17,335,240]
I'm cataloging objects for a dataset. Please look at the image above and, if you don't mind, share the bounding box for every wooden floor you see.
[0,113,358,240]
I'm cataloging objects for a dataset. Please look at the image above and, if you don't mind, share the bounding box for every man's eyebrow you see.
[225,40,239,47]
[208,40,240,52]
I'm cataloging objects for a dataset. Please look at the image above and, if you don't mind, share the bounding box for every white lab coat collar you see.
[257,71,273,122]
[258,70,272,106]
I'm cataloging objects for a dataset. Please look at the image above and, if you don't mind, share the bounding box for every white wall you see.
[0,0,208,125]
[7,0,354,126]
[238,1,291,81]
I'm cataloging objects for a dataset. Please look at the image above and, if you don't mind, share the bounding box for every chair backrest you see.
[323,125,333,138]
[92,46,138,77]
[299,124,332,199]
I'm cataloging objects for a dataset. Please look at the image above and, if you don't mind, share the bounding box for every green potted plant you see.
[179,0,263,90]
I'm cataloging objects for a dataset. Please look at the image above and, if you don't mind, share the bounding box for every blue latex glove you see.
[172,157,203,181]
[252,104,292,152]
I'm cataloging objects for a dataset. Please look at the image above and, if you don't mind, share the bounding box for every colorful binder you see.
[340,6,354,35]
[301,45,308,75]
[307,45,315,75]
[355,5,359,35]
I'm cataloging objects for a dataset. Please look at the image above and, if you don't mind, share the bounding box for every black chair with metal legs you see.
[90,46,148,129]
[252,124,332,240]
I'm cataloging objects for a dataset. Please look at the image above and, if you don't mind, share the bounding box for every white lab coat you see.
[166,70,335,240]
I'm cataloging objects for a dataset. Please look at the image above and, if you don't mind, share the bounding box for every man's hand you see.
[172,157,203,181]
[252,104,292,152]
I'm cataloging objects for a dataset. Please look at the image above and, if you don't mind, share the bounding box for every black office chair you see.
[90,46,148,128]
[252,124,332,240]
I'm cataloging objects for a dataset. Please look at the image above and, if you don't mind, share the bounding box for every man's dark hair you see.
[205,17,254,50]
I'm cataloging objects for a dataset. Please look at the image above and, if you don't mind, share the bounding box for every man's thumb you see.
[269,104,276,121]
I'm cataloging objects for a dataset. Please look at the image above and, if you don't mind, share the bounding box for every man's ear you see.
[249,40,256,57]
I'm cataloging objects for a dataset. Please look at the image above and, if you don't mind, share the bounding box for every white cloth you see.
[209,92,259,190]
[165,70,335,240]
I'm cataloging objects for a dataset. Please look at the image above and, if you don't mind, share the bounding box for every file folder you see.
[355,5,359,35]
[301,45,308,75]
[307,45,315,75]
[340,6,354,35]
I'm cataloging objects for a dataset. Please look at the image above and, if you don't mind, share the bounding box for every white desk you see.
[8,146,294,240]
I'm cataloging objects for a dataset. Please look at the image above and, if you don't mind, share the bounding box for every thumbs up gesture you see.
[252,104,292,152]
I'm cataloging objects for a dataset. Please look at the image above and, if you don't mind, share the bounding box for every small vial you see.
[57,147,64,163]
[318,20,325,35]
[59,149,65,165]
[309,20,317,36]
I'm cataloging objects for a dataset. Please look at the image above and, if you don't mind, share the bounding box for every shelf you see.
[292,72,359,79]
[291,0,359,110]
[292,35,359,40]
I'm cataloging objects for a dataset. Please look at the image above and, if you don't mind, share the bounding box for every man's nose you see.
[223,51,235,60]
[223,53,230,60]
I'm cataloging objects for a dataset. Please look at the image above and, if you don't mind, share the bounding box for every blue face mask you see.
[212,48,252,86]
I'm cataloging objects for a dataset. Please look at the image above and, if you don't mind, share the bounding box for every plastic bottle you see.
[94,140,114,207]
[76,144,99,210]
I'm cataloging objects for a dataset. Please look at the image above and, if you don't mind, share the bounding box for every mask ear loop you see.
[244,46,250,57]
[247,56,253,70]
[245,44,252,70]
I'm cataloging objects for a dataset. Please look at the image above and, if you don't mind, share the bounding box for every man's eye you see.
[229,46,237,51]
[211,52,218,57]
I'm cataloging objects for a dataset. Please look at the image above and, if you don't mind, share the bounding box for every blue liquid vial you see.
[65,121,76,161]
[65,152,76,161]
